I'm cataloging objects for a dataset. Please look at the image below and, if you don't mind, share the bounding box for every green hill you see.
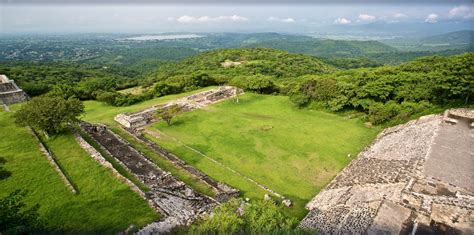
[154,48,336,81]
[243,38,397,58]
[418,30,474,50]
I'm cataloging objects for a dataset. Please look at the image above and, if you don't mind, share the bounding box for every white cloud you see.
[267,16,295,23]
[358,14,376,21]
[393,13,408,18]
[175,15,248,23]
[334,17,351,24]
[449,5,474,19]
[425,13,439,23]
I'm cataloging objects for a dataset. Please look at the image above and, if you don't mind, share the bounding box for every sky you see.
[0,1,473,35]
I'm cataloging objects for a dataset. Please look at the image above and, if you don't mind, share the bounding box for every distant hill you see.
[418,30,473,50]
[382,30,474,52]
[242,38,397,58]
[154,48,336,81]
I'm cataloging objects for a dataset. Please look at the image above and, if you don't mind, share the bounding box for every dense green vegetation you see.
[146,93,380,217]
[0,62,138,96]
[288,53,474,124]
[153,48,335,81]
[0,109,157,233]
[152,50,472,124]
[141,48,336,101]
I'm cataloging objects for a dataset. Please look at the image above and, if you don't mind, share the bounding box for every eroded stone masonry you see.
[0,74,28,105]
[80,123,218,234]
[299,109,474,234]
[114,86,241,129]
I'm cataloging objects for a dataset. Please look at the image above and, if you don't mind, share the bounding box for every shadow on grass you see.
[0,157,12,180]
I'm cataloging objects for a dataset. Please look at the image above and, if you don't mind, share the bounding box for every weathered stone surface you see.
[367,201,412,235]
[0,75,28,105]
[282,199,292,207]
[127,128,240,202]
[80,123,217,233]
[299,110,474,234]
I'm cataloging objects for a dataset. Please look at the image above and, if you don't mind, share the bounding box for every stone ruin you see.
[115,86,241,129]
[0,74,28,105]
[80,123,218,233]
[221,60,243,67]
[130,131,239,202]
[299,109,474,234]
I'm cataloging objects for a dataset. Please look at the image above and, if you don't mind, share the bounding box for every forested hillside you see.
[154,48,336,80]
[288,53,474,124]
[383,30,474,52]
[0,63,137,97]
[147,49,473,124]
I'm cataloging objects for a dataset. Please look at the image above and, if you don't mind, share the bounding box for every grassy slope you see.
[146,93,380,218]
[0,109,157,233]
[82,87,219,197]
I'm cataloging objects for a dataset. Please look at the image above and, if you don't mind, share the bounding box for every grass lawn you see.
[0,109,157,233]
[146,93,380,218]
[82,87,220,198]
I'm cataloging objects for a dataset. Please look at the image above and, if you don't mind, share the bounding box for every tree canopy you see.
[14,96,85,134]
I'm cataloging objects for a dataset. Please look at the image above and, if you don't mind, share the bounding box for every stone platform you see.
[299,109,474,234]
[114,86,241,129]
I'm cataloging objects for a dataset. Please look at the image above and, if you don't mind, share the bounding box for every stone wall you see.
[0,90,29,104]
[0,75,28,105]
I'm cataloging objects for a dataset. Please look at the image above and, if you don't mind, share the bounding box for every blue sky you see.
[1,2,473,34]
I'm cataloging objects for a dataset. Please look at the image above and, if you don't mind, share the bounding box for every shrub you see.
[194,199,297,234]
[244,75,276,94]
[367,101,400,125]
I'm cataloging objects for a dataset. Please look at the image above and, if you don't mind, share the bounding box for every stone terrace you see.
[0,74,28,105]
[299,109,474,234]
[114,86,241,129]
[80,123,217,233]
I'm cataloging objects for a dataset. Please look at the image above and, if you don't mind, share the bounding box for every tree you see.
[96,91,120,106]
[244,75,276,94]
[14,96,84,134]
[0,190,41,233]
[156,104,182,126]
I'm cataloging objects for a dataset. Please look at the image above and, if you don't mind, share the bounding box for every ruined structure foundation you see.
[0,74,28,105]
